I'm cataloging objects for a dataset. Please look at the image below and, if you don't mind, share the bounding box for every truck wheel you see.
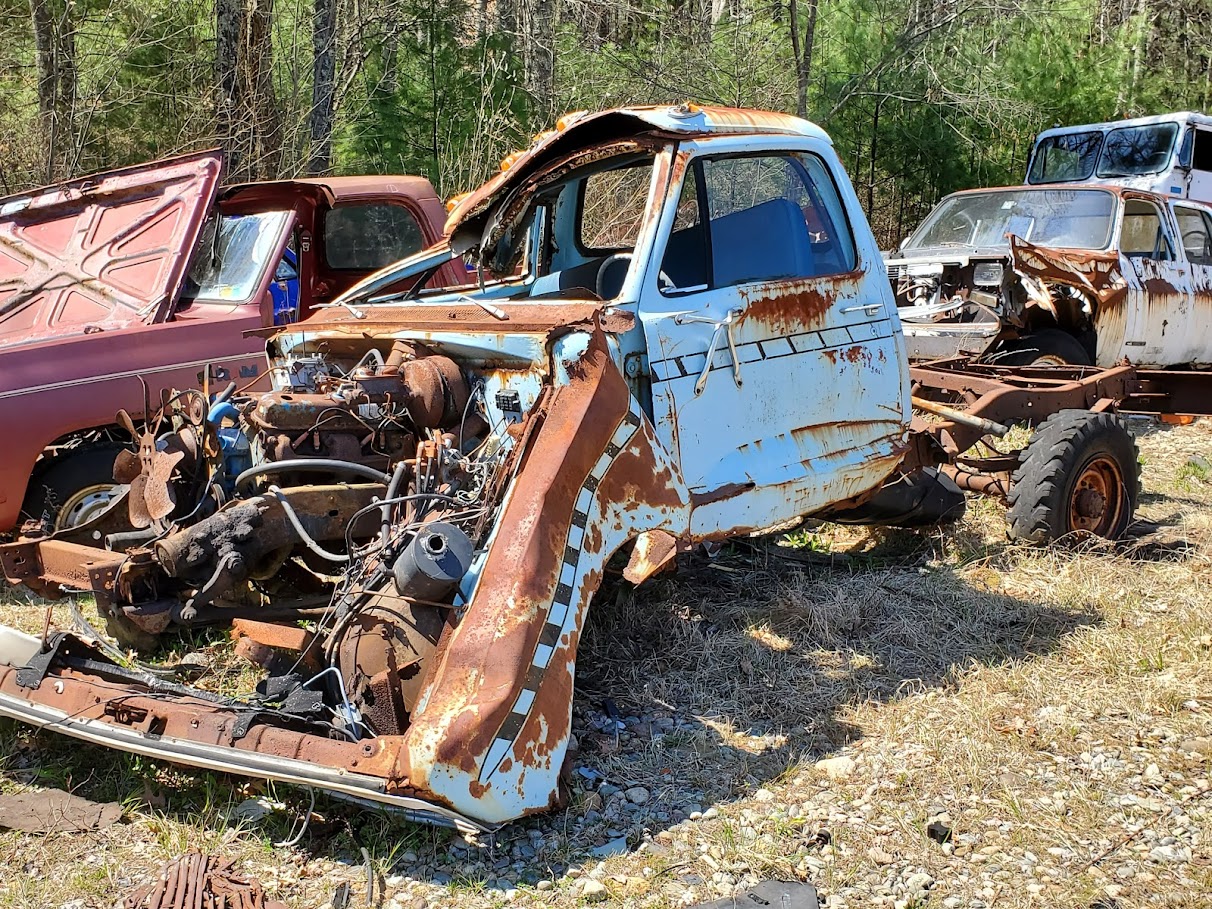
[1006,410,1139,542]
[24,444,129,532]
[997,329,1092,366]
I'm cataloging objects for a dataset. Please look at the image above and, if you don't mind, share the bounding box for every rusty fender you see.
[402,328,690,824]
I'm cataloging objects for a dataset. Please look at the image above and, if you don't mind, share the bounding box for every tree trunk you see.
[244,0,283,179]
[497,0,516,37]
[308,0,337,174]
[789,0,818,119]
[29,0,76,181]
[215,0,243,176]
[528,0,555,122]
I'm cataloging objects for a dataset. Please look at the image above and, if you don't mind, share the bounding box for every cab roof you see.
[1034,111,1212,140]
[444,104,829,247]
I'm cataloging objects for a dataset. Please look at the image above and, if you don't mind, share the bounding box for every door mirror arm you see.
[675,307,744,395]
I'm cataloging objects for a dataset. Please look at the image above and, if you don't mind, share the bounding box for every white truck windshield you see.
[906,188,1116,251]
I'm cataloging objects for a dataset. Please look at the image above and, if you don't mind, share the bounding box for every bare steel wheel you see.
[1066,453,1128,536]
[55,482,125,531]
[23,444,131,533]
[1007,410,1139,542]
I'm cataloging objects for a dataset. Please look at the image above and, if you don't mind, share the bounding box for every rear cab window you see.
[579,164,653,252]
[324,203,425,271]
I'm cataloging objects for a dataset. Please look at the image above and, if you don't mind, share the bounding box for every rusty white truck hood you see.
[0,151,222,351]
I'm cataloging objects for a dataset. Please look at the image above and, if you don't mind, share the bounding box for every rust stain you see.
[739,270,863,336]
[689,481,755,507]
[1008,235,1127,312]
[843,345,872,365]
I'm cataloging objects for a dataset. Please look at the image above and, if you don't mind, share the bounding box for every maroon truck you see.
[0,151,462,534]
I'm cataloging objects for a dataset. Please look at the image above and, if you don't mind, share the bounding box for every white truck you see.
[888,112,1212,367]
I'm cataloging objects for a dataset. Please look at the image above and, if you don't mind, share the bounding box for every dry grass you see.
[1,418,1211,908]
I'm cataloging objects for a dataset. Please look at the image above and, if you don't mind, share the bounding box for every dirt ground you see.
[0,417,1209,909]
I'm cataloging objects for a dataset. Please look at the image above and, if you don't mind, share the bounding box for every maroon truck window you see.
[324,203,426,271]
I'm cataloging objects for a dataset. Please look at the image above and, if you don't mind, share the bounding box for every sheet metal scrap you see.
[0,788,122,833]
[124,853,287,909]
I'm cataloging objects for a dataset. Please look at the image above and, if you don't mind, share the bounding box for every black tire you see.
[1006,410,1139,542]
[23,444,129,532]
[996,329,1093,367]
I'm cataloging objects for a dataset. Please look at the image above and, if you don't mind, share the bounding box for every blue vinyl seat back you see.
[710,198,814,287]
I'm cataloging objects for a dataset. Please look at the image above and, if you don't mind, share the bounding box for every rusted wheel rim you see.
[55,483,124,531]
[1032,353,1069,367]
[1067,455,1126,536]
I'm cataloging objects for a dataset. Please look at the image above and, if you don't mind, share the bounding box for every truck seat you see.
[711,198,814,287]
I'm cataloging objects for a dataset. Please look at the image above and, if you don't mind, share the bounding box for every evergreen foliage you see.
[0,0,1209,242]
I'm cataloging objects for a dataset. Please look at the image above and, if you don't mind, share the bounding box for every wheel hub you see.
[55,484,124,531]
[1073,486,1106,519]
[1067,456,1124,535]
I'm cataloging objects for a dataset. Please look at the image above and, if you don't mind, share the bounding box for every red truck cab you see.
[0,151,463,533]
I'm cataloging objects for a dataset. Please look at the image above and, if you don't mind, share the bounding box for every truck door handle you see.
[842,304,883,315]
[675,308,744,395]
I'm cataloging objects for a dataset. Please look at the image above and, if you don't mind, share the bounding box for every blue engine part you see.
[208,400,253,493]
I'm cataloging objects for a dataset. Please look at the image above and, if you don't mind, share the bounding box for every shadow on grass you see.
[0,523,1105,899]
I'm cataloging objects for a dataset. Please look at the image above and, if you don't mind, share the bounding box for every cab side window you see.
[325,203,425,271]
[1120,199,1174,260]
[1174,205,1212,266]
[659,152,856,295]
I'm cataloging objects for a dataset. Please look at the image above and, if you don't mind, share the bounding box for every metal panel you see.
[0,151,223,350]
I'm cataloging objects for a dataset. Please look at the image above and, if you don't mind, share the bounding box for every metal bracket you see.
[675,308,744,395]
[16,631,68,690]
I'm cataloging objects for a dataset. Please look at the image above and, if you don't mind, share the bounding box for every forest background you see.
[2,0,1210,247]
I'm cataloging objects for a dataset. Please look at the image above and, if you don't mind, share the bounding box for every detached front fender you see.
[400,328,690,824]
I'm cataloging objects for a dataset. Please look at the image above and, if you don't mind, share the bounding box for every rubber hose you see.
[266,485,349,562]
[234,459,390,494]
[381,461,407,544]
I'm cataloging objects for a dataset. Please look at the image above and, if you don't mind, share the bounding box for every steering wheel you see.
[1182,228,1211,263]
[949,210,977,242]
[596,253,633,299]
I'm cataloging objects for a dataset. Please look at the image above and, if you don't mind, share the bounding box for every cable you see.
[302,666,364,740]
[273,786,317,848]
[266,486,350,563]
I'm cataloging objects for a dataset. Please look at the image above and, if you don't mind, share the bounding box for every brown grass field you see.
[0,417,1209,909]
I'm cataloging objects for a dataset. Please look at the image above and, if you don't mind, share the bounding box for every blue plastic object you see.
[207,400,252,492]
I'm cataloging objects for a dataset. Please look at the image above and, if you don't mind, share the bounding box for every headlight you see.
[972,262,1004,287]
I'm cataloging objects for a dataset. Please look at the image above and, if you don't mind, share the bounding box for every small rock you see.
[926,820,953,844]
[1179,737,1212,758]
[580,879,609,901]
[536,880,554,891]
[625,786,650,805]
[754,788,776,803]
[868,846,894,865]
[1149,844,1190,863]
[581,791,604,812]
[816,756,856,780]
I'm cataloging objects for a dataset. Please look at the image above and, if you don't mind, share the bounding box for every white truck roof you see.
[1026,111,1212,203]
